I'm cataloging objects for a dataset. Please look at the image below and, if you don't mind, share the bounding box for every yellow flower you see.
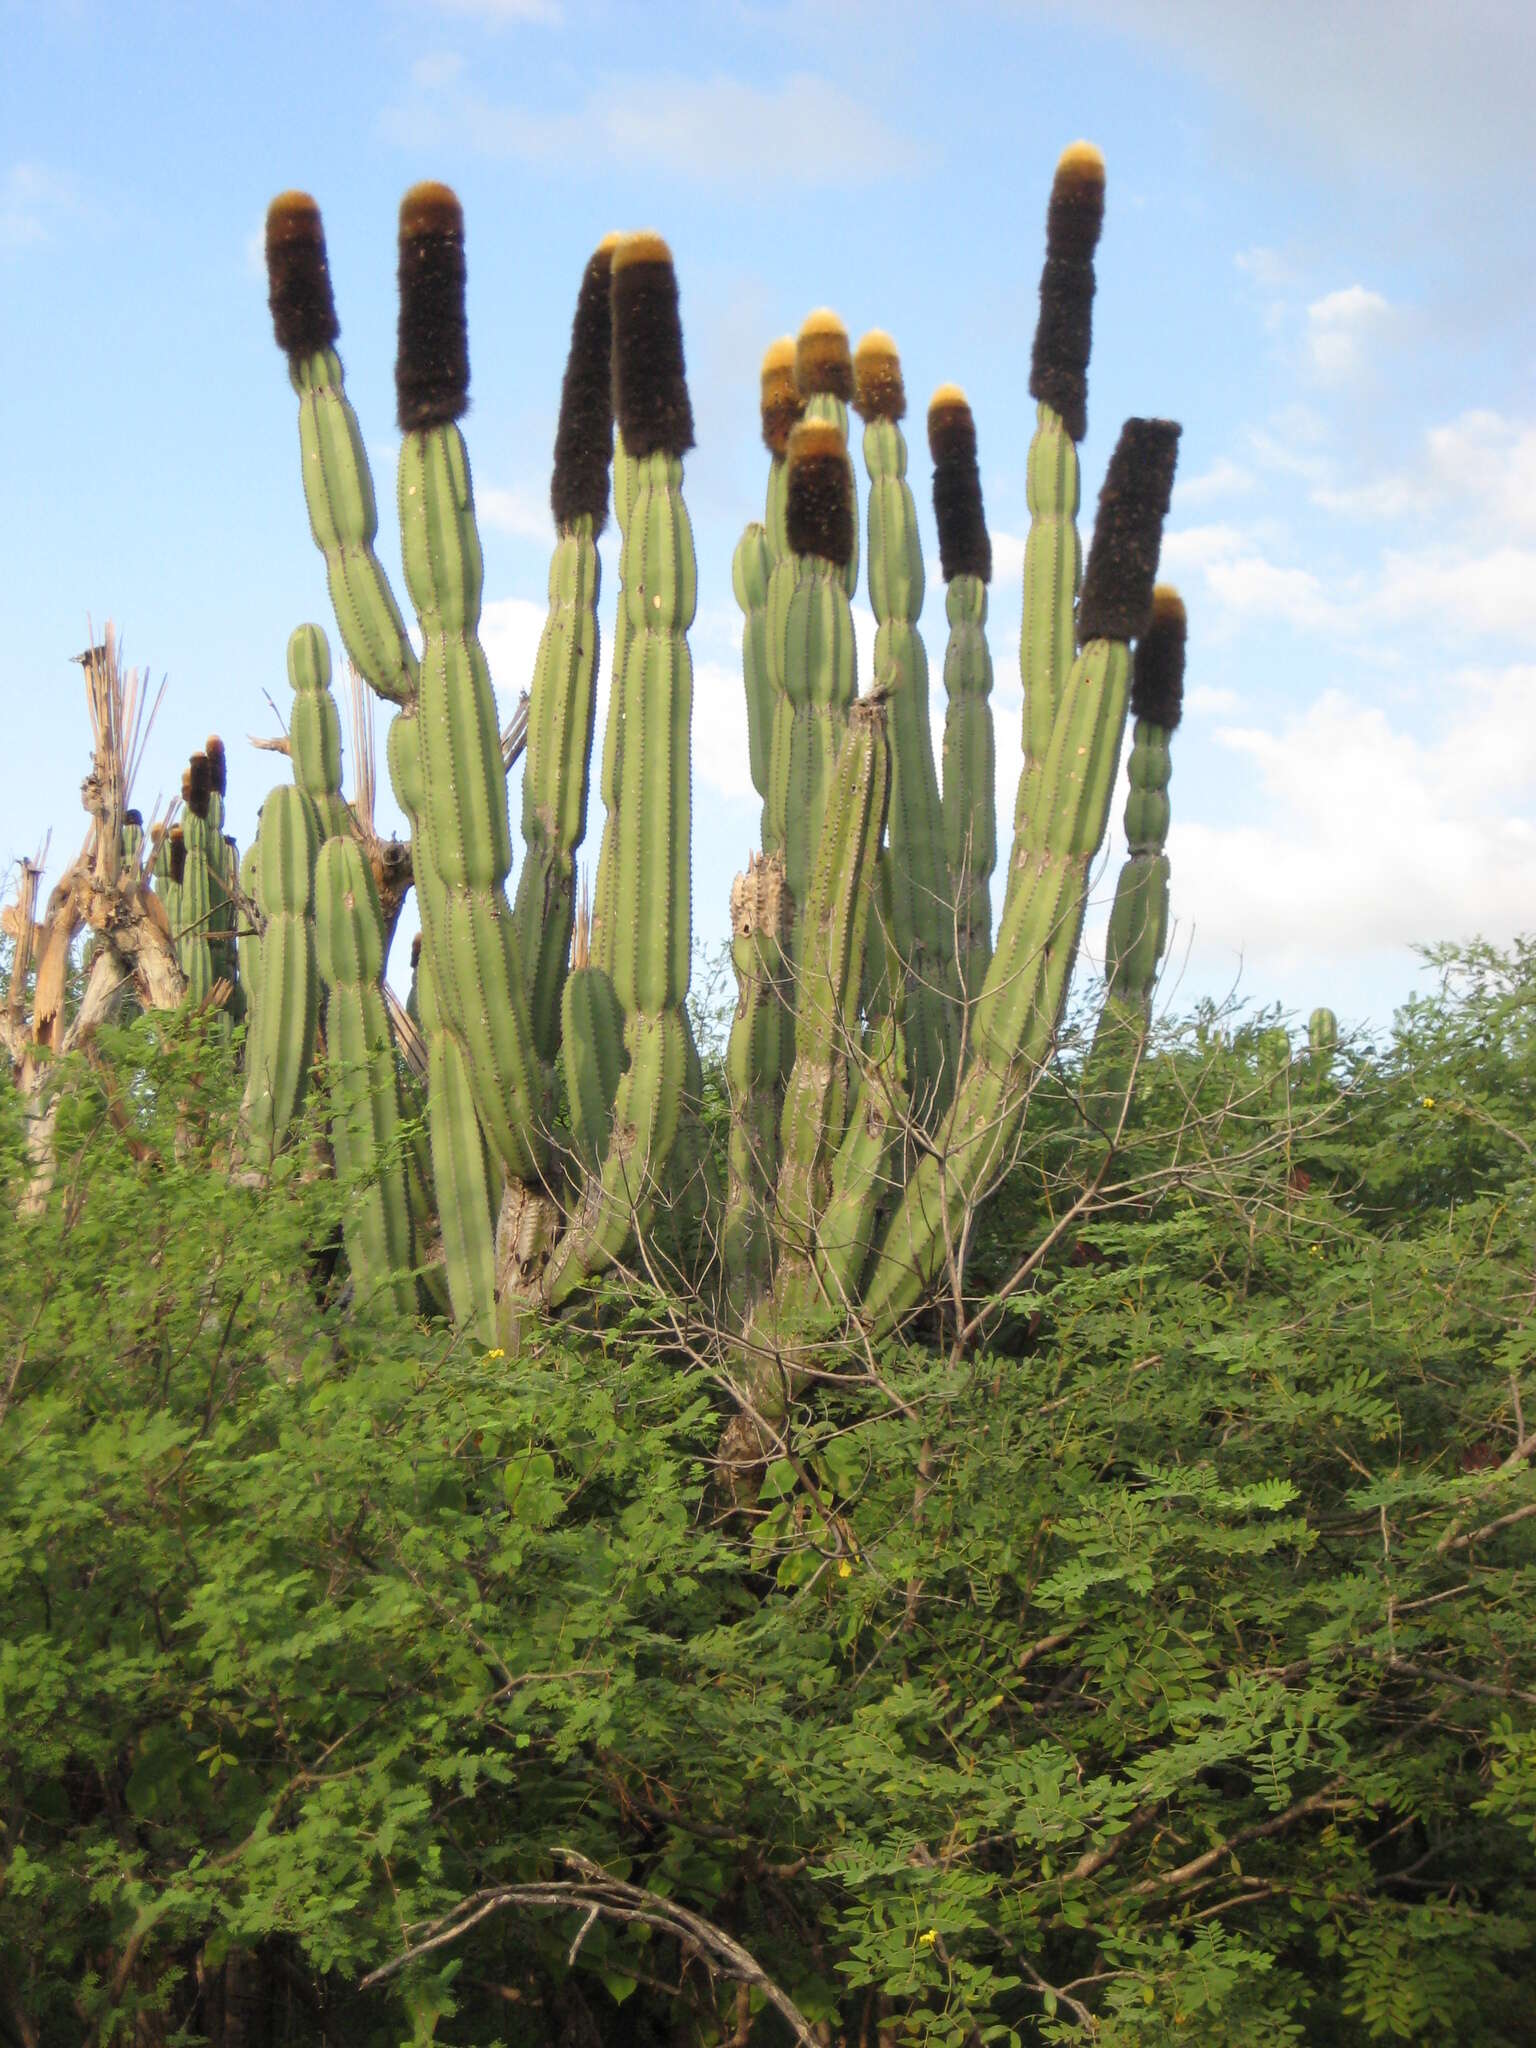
[1422,1096,1435,1109]
[918,1929,938,1948]
[838,1560,852,1579]
[487,1347,505,1360]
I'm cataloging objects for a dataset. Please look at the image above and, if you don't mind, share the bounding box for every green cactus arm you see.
[286,625,351,841]
[513,242,615,1057]
[1309,1007,1338,1056]
[589,430,644,980]
[392,186,546,1187]
[813,1008,908,1308]
[732,521,775,814]
[416,945,498,1344]
[560,957,625,1168]
[864,416,1180,1331]
[855,333,962,1123]
[237,837,264,1016]
[722,853,790,1315]
[265,194,419,707]
[240,782,321,1169]
[177,784,216,1007]
[773,694,891,1282]
[314,834,416,1314]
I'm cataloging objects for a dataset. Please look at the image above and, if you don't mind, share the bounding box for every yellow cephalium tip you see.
[1149,583,1186,626]
[1055,139,1105,185]
[786,417,846,463]
[762,335,795,374]
[267,189,322,235]
[596,230,623,254]
[799,307,848,341]
[929,381,970,413]
[613,230,673,269]
[855,327,898,361]
[400,181,462,236]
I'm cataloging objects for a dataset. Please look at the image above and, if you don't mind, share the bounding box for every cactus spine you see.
[854,332,962,1123]
[929,387,996,999]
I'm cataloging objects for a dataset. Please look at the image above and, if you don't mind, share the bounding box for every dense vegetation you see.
[1,938,1533,2045]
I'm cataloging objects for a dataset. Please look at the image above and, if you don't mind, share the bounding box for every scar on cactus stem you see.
[795,308,854,400]
[785,418,855,567]
[205,735,227,799]
[550,235,617,533]
[1076,418,1181,643]
[264,190,339,359]
[760,337,801,454]
[928,384,992,584]
[395,181,469,432]
[610,232,694,458]
[852,329,906,423]
[1130,586,1187,730]
[1029,139,1105,443]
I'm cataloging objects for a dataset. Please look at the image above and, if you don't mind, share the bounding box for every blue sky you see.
[5,0,1533,1032]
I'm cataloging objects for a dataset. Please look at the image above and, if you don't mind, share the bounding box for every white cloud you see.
[478,483,553,544]
[1168,668,1536,975]
[1304,285,1393,385]
[384,70,923,186]
[1176,456,1255,509]
[1235,245,1300,294]
[1372,544,1536,640]
[692,659,756,803]
[480,595,549,716]
[412,52,467,89]
[425,0,562,23]
[1,162,79,252]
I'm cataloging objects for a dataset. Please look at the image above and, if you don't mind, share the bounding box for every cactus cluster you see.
[249,143,1184,1366]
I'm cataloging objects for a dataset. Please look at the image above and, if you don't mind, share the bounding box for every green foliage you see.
[1,942,1533,2042]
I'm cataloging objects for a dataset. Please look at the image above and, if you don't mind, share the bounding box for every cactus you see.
[930,386,996,1000]
[177,753,216,1005]
[240,782,321,1169]
[314,832,416,1313]
[1308,1007,1339,1060]
[853,331,962,1123]
[255,149,1182,1369]
[1085,584,1186,1115]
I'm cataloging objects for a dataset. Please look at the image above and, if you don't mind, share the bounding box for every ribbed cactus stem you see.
[314,834,416,1313]
[177,756,216,1006]
[1308,1007,1338,1055]
[723,852,790,1314]
[589,429,645,980]
[736,338,803,834]
[394,185,546,1190]
[265,193,419,707]
[513,241,615,1058]
[240,783,321,1169]
[544,233,696,1303]
[767,419,859,955]
[855,332,962,1123]
[416,942,498,1343]
[930,386,997,999]
[865,417,1179,1330]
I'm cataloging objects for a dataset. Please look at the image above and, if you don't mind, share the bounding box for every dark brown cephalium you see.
[610,233,694,459]
[1130,586,1187,729]
[123,808,143,830]
[928,385,992,584]
[186,753,212,820]
[551,237,616,532]
[1028,142,1105,444]
[205,735,227,798]
[1077,418,1180,644]
[760,337,802,456]
[785,420,855,568]
[795,310,855,401]
[396,182,469,432]
[265,191,340,359]
[411,933,422,968]
[169,828,187,886]
[852,331,905,422]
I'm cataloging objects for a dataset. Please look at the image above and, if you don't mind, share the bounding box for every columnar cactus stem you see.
[1308,1007,1338,1058]
[544,232,697,1304]
[772,693,891,1310]
[287,625,350,841]
[723,852,791,1314]
[1086,584,1185,1108]
[240,781,321,1169]
[177,753,216,1005]
[1012,144,1104,865]
[929,387,996,999]
[766,420,859,953]
[513,240,615,1058]
[733,340,802,830]
[854,331,962,1123]
[559,896,624,1168]
[265,194,419,707]
[589,430,645,981]
[314,832,416,1313]
[394,184,546,1190]
[864,418,1179,1330]
[417,944,498,1342]
[794,312,859,598]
